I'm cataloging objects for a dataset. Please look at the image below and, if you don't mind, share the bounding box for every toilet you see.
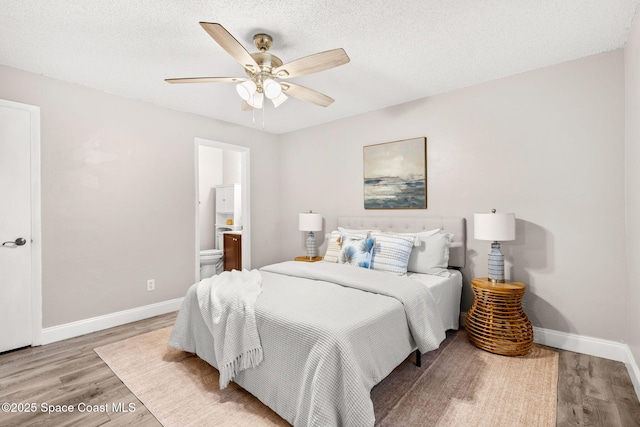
[200,249,223,279]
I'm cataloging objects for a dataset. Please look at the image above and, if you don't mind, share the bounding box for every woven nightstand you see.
[466,278,533,356]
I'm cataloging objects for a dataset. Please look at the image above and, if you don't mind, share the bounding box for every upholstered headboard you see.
[336,216,466,268]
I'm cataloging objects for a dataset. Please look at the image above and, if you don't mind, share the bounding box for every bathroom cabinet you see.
[215,184,241,226]
[223,233,242,271]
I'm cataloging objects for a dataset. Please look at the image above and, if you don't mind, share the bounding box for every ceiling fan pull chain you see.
[262,102,265,130]
[252,95,256,125]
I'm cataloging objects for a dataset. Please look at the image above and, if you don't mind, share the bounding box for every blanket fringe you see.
[219,347,264,389]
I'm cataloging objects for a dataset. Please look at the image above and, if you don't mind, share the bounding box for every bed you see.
[169,216,466,427]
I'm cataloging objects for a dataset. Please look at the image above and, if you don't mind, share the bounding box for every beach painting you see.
[363,137,427,209]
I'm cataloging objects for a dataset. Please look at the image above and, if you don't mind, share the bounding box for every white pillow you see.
[339,236,376,269]
[388,230,437,247]
[408,232,454,275]
[369,231,416,275]
[322,231,342,263]
[338,227,375,236]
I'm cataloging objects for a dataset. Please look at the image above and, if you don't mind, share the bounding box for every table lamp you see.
[474,209,516,283]
[299,211,323,259]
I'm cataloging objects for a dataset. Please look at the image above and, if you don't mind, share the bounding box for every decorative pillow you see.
[408,229,440,247]
[339,236,376,269]
[369,231,417,275]
[323,230,369,263]
[388,230,434,247]
[322,231,343,263]
[338,227,376,236]
[408,232,454,275]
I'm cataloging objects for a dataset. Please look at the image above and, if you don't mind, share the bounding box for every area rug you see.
[95,327,558,427]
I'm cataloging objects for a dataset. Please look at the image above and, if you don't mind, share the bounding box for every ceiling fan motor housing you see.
[253,33,273,52]
[245,49,284,94]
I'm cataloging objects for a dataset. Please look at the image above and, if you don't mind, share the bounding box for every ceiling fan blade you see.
[273,48,350,79]
[165,77,245,84]
[241,101,253,111]
[281,82,334,107]
[200,22,260,73]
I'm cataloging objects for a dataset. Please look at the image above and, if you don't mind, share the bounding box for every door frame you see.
[194,137,251,278]
[0,98,42,347]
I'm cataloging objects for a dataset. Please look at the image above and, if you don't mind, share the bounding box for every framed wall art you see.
[363,137,427,209]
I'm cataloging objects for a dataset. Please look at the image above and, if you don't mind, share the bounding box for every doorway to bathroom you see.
[194,137,250,280]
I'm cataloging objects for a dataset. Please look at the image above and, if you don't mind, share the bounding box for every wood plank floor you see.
[1,312,639,426]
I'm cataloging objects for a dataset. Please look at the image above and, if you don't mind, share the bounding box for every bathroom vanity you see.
[223,232,242,271]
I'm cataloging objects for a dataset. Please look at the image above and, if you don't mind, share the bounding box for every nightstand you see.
[294,256,323,262]
[466,278,533,356]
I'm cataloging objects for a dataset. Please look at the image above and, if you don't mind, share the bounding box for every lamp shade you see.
[247,91,264,109]
[236,80,256,101]
[271,92,288,108]
[263,78,282,99]
[299,212,322,232]
[474,212,515,241]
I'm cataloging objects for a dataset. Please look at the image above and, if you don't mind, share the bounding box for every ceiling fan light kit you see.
[271,92,288,108]
[247,91,264,109]
[165,22,350,127]
[263,78,282,99]
[235,80,257,100]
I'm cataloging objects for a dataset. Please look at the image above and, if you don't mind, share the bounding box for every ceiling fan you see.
[165,22,350,110]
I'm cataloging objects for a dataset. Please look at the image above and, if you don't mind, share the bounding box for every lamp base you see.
[306,231,317,259]
[488,241,506,283]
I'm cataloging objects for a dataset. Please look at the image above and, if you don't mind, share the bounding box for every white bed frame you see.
[336,216,466,268]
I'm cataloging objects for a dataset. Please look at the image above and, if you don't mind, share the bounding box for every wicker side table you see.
[466,278,533,356]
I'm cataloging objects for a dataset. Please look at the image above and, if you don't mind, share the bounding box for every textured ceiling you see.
[0,0,638,134]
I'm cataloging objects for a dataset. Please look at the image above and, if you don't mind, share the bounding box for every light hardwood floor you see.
[1,312,639,426]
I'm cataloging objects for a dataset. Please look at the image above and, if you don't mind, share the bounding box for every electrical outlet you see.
[147,279,155,291]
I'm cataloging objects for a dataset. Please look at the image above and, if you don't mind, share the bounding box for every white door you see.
[0,100,40,353]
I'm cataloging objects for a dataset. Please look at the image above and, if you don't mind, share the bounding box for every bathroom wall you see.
[223,150,242,185]
[198,145,223,250]
[198,146,243,251]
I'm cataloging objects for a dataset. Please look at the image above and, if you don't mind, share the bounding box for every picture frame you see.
[363,137,427,209]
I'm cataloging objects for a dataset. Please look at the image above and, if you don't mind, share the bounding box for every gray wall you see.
[0,42,636,350]
[279,50,628,342]
[0,64,282,328]
[625,13,640,369]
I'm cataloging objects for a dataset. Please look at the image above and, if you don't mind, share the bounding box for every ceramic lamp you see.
[299,212,322,259]
[474,209,516,283]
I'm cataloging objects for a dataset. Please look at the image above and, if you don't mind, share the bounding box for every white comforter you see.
[169,261,446,427]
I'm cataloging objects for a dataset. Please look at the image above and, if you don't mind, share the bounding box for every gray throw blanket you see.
[196,269,263,388]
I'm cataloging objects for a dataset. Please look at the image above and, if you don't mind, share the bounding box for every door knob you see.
[2,237,27,246]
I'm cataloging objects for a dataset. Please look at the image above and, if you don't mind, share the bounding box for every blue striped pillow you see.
[370,231,416,275]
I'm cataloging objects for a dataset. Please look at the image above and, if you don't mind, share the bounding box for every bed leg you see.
[415,350,421,367]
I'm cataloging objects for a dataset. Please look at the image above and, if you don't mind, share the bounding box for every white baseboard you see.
[41,297,183,345]
[624,345,640,400]
[459,311,640,400]
[534,326,640,401]
[533,326,627,361]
